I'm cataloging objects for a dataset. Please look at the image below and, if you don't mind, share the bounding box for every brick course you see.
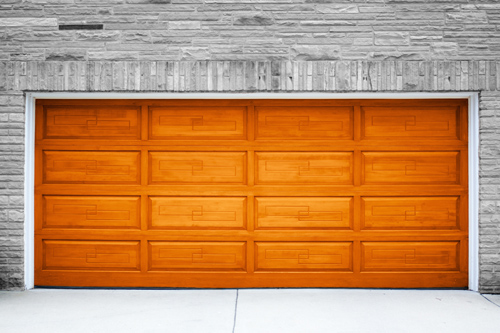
[0,1,500,293]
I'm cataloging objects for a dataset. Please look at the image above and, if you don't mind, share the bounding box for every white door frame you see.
[24,92,480,291]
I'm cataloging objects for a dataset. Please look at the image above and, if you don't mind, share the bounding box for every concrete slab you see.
[0,289,499,333]
[484,294,500,307]
[234,289,500,333]
[0,289,236,333]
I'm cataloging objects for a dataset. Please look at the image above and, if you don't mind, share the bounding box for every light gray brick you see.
[0,18,57,27]
[169,21,201,30]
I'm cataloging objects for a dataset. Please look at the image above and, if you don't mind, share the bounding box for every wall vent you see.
[59,24,103,30]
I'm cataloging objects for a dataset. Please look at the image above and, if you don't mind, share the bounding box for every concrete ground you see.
[0,289,499,333]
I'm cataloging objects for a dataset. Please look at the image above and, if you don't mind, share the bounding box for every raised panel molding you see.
[255,106,353,140]
[42,240,140,271]
[44,106,140,139]
[361,242,460,271]
[149,242,246,271]
[43,151,140,184]
[149,151,246,184]
[43,196,140,229]
[255,197,352,229]
[255,242,352,271]
[363,151,460,185]
[362,197,459,230]
[150,106,246,140]
[256,152,353,184]
[150,197,246,229]
[362,106,459,140]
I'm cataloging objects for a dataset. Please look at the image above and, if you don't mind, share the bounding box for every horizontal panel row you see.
[41,240,460,272]
[41,105,462,141]
[42,151,461,185]
[42,196,460,230]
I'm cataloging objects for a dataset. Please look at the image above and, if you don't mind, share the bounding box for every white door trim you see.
[24,92,480,290]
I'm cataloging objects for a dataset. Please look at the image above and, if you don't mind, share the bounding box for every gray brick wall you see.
[479,91,500,294]
[1,1,500,62]
[1,1,500,292]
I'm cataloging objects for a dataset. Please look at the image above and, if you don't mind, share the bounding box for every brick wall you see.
[1,1,500,62]
[1,1,500,293]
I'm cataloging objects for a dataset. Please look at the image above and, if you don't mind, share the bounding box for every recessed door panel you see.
[42,240,140,271]
[255,197,352,229]
[150,197,246,229]
[150,106,246,140]
[256,152,353,184]
[149,242,246,271]
[43,196,140,229]
[256,106,353,140]
[363,152,459,185]
[361,242,459,271]
[44,106,140,139]
[255,242,352,272]
[43,151,140,184]
[362,106,459,140]
[362,197,459,230]
[149,152,246,184]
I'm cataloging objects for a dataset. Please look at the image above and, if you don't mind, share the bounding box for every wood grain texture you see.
[149,151,247,184]
[35,99,468,288]
[149,197,246,230]
[362,151,460,185]
[255,106,353,140]
[149,241,246,271]
[361,106,460,140]
[255,197,352,229]
[361,241,460,271]
[43,196,141,229]
[255,242,352,271]
[149,106,247,140]
[43,151,140,184]
[256,152,353,185]
[42,240,140,271]
[44,105,141,139]
[361,197,459,230]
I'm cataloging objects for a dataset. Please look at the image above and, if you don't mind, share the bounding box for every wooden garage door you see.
[34,99,468,288]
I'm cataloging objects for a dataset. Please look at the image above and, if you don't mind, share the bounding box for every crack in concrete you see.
[232,289,239,333]
[481,294,500,308]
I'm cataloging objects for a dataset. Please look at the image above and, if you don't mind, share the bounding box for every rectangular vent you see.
[59,24,103,30]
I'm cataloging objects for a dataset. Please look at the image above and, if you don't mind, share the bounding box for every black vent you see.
[59,24,104,30]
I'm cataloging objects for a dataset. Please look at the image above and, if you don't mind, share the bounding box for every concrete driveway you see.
[0,289,499,333]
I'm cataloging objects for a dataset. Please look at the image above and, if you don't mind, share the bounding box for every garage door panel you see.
[255,197,352,229]
[361,106,459,140]
[255,106,353,140]
[42,240,140,271]
[35,99,468,288]
[43,196,141,229]
[255,242,352,271]
[150,197,246,230]
[256,152,353,184]
[149,106,246,140]
[44,106,141,139]
[361,197,459,230]
[149,241,246,271]
[150,152,246,184]
[361,241,459,271]
[363,152,459,185]
[43,151,141,184]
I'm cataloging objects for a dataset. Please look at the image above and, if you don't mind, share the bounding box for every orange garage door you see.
[34,99,468,288]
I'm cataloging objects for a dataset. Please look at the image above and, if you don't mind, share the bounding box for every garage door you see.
[35,99,468,288]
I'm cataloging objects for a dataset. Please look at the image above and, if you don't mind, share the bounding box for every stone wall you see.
[1,0,500,293]
[1,1,500,62]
